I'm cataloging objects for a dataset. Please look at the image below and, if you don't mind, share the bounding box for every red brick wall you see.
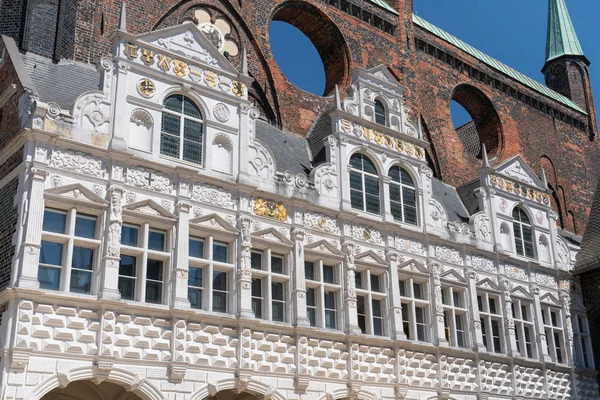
[0,37,26,154]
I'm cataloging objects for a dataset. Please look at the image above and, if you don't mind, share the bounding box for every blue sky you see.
[270,0,600,126]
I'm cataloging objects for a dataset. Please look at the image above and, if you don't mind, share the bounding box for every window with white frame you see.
[441,285,468,348]
[541,305,565,363]
[119,222,170,304]
[399,275,429,342]
[511,298,536,358]
[38,208,101,294]
[250,249,290,322]
[161,94,203,165]
[349,153,380,214]
[512,207,535,258]
[355,268,387,336]
[574,313,594,368]
[305,259,341,330]
[388,166,418,225]
[187,234,233,313]
[374,99,387,126]
[478,292,504,353]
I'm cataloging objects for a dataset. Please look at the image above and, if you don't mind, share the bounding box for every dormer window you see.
[374,99,386,126]
[388,166,417,225]
[349,153,380,214]
[161,94,204,165]
[512,207,534,258]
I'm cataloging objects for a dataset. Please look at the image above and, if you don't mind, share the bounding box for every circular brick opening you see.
[451,84,502,160]
[271,1,350,96]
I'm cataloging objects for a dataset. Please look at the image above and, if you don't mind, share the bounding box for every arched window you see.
[513,207,534,258]
[374,99,386,126]
[389,166,417,225]
[161,94,204,165]
[349,153,380,214]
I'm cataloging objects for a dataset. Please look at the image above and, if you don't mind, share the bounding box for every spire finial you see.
[242,48,248,76]
[334,84,341,110]
[545,0,585,64]
[541,168,549,189]
[481,143,490,168]
[119,1,127,32]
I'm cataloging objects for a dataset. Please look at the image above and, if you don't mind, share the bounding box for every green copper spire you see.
[546,0,585,63]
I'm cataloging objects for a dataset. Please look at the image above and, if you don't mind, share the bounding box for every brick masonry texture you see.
[0,37,26,155]
[0,178,19,291]
[1,0,598,233]
[0,147,24,182]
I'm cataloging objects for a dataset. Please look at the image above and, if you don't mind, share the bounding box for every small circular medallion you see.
[137,78,156,97]
[213,103,230,122]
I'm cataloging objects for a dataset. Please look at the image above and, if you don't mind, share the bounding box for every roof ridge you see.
[412,14,586,115]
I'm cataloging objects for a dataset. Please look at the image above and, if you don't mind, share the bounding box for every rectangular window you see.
[118,255,137,301]
[74,214,97,239]
[212,271,228,313]
[372,299,383,336]
[478,292,503,353]
[145,259,163,304]
[357,296,367,334]
[251,249,290,322]
[252,278,263,319]
[271,254,284,274]
[43,209,67,233]
[323,265,335,284]
[189,238,204,259]
[38,240,63,290]
[70,246,94,294]
[305,259,340,330]
[272,281,285,322]
[121,224,140,247]
[251,252,262,270]
[324,291,337,329]
[400,277,429,342]
[305,261,315,281]
[213,242,228,263]
[370,274,381,292]
[442,286,468,348]
[307,288,316,327]
[148,230,166,252]
[542,305,565,363]
[188,266,203,309]
[513,299,536,359]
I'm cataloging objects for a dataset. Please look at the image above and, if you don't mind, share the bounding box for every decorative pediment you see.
[134,23,239,75]
[540,292,561,306]
[304,240,343,257]
[398,259,428,275]
[190,213,238,234]
[352,65,407,95]
[355,250,388,266]
[45,183,108,205]
[510,286,533,300]
[494,156,544,189]
[251,227,293,245]
[440,269,467,284]
[123,199,176,219]
[476,277,500,291]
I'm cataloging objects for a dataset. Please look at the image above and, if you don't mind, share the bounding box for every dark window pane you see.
[477,295,483,311]
[40,241,63,266]
[350,171,363,191]
[355,272,363,289]
[251,252,262,270]
[399,280,406,296]
[325,310,336,330]
[188,267,203,288]
[272,282,284,301]
[375,100,386,125]
[183,96,202,119]
[358,314,366,334]
[453,291,462,308]
[305,261,315,281]
[213,243,228,263]
[350,154,363,170]
[43,209,66,233]
[350,189,364,211]
[324,291,336,309]
[72,247,94,271]
[357,296,365,314]
[365,194,380,214]
[404,206,418,225]
[307,307,316,327]
[489,298,497,314]
[189,238,204,258]
[183,139,202,165]
[401,168,414,186]
[415,307,425,323]
[271,255,284,274]
[252,278,262,297]
[370,275,381,292]
[189,287,203,309]
[146,259,163,281]
[119,277,135,300]
[119,255,136,277]
[145,281,162,304]
[272,301,285,322]
[160,131,180,158]
[323,265,335,284]
[414,283,424,299]
[163,94,183,112]
[70,269,91,294]
[362,156,377,175]
[148,230,165,251]
[372,299,382,317]
[213,291,227,313]
[161,112,181,135]
[389,184,401,202]
[373,318,383,336]
[364,176,380,195]
[38,266,61,290]
[121,225,139,247]
[183,118,202,142]
[75,214,97,238]
[306,288,316,307]
[213,271,227,291]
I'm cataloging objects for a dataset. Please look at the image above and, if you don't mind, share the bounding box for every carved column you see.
[99,186,124,300]
[388,251,407,340]
[432,263,449,346]
[172,201,191,308]
[468,271,487,352]
[17,168,48,289]
[560,290,574,365]
[502,279,520,357]
[532,286,552,362]
[292,229,310,327]
[342,242,361,334]
[238,217,254,319]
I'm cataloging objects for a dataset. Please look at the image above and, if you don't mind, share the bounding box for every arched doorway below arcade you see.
[41,380,144,400]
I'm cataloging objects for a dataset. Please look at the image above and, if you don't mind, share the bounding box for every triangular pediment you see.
[305,240,343,257]
[398,259,428,275]
[476,277,500,291]
[190,213,238,234]
[124,199,176,219]
[510,286,533,300]
[134,23,239,75]
[251,227,293,245]
[355,250,388,266]
[441,269,467,284]
[46,183,108,205]
[495,156,545,189]
[540,292,561,306]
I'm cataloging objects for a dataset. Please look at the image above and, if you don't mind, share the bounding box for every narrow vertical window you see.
[374,99,386,126]
[513,207,535,258]
[349,153,380,214]
[389,166,417,225]
[305,259,341,330]
[400,276,429,342]
[161,94,203,165]
[250,249,290,322]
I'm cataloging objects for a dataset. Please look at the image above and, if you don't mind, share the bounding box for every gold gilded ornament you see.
[254,198,288,221]
[138,78,155,97]
[158,54,172,72]
[173,60,189,77]
[405,142,415,156]
[205,71,218,87]
[318,216,326,229]
[490,175,497,185]
[141,48,155,65]
[232,81,246,97]
[125,43,138,59]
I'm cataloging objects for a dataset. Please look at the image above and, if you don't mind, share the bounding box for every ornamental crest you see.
[253,198,288,221]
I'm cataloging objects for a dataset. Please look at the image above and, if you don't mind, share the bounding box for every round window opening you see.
[270,2,350,97]
[450,84,502,160]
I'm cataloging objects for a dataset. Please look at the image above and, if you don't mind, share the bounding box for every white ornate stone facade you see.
[0,21,596,400]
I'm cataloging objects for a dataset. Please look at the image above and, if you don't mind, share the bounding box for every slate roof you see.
[255,120,313,176]
[457,180,481,216]
[432,178,470,223]
[21,53,101,110]
[575,178,600,274]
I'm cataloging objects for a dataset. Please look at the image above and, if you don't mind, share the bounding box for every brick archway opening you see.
[451,84,503,160]
[271,1,350,96]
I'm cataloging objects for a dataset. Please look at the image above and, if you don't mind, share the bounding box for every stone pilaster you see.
[172,201,191,308]
[238,217,254,319]
[17,168,48,289]
[292,229,310,327]
[468,271,487,352]
[388,251,407,340]
[382,175,394,222]
[99,186,123,300]
[432,263,448,346]
[560,290,574,365]
[342,242,361,335]
[502,279,520,357]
